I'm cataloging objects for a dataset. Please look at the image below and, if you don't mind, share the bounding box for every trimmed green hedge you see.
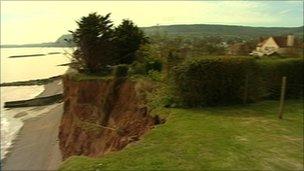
[171,57,303,107]
[258,58,304,99]
[171,57,264,107]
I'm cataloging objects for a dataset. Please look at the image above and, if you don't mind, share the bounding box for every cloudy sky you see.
[1,1,303,44]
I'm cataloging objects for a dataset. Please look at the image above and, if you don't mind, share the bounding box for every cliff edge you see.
[59,74,160,159]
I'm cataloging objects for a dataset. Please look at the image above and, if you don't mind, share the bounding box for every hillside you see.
[2,24,303,48]
[141,24,304,40]
[51,24,304,42]
[55,34,74,45]
[1,34,74,48]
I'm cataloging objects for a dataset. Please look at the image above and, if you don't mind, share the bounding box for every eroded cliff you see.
[59,75,161,159]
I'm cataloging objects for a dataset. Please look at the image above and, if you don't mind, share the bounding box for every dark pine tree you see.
[70,12,115,73]
[113,19,149,64]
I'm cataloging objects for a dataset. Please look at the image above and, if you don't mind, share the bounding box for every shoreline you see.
[1,78,63,170]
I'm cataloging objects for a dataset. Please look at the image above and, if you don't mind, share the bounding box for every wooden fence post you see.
[278,76,287,119]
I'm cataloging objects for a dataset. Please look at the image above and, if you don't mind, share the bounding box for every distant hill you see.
[2,24,303,48]
[55,24,304,42]
[55,34,74,45]
[1,34,75,48]
[141,24,304,40]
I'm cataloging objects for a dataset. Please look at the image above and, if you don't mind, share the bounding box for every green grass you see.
[65,69,155,82]
[66,72,114,81]
[59,100,303,170]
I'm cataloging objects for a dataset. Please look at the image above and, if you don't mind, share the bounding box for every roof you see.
[257,39,267,47]
[272,36,288,47]
[258,35,300,48]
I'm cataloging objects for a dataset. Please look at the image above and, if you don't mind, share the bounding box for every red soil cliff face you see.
[59,75,159,159]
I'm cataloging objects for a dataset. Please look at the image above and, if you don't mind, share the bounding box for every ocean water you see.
[0,47,71,159]
[1,47,72,83]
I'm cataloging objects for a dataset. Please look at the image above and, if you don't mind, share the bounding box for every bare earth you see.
[1,79,63,170]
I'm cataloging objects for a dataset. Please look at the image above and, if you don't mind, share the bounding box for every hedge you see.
[171,57,264,107]
[170,57,304,107]
[258,58,304,99]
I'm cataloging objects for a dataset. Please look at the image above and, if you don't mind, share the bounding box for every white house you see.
[251,35,300,56]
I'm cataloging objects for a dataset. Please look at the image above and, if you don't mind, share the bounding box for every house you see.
[251,35,302,56]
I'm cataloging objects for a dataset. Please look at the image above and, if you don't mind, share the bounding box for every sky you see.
[1,1,303,44]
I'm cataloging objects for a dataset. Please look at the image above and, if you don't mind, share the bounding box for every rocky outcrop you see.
[59,75,161,159]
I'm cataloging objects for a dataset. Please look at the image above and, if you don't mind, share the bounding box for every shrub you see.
[145,59,163,72]
[147,70,163,82]
[130,61,146,75]
[130,58,162,75]
[258,58,304,99]
[147,82,176,109]
[171,57,264,107]
[113,65,129,77]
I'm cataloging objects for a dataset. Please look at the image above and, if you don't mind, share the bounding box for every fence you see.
[242,75,302,119]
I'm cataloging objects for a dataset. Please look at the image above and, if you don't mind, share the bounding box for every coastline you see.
[1,78,63,170]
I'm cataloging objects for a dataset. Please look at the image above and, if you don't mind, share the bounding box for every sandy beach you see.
[1,79,63,170]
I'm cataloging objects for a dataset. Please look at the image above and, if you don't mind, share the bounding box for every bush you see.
[258,58,304,99]
[130,62,146,75]
[130,58,162,75]
[145,60,162,72]
[171,57,264,107]
[113,65,129,77]
[147,82,175,109]
[147,70,163,82]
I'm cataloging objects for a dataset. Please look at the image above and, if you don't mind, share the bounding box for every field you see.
[59,100,303,170]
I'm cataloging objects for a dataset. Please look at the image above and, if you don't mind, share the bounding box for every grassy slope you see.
[59,100,303,170]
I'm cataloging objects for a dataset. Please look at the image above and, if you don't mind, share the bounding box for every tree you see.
[70,13,149,73]
[70,12,115,72]
[113,19,148,64]
[238,39,258,55]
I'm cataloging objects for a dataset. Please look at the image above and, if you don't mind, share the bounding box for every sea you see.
[0,47,72,160]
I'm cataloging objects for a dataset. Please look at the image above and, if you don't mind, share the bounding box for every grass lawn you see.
[59,100,303,170]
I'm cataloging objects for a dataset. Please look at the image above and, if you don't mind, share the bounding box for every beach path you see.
[2,103,63,170]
